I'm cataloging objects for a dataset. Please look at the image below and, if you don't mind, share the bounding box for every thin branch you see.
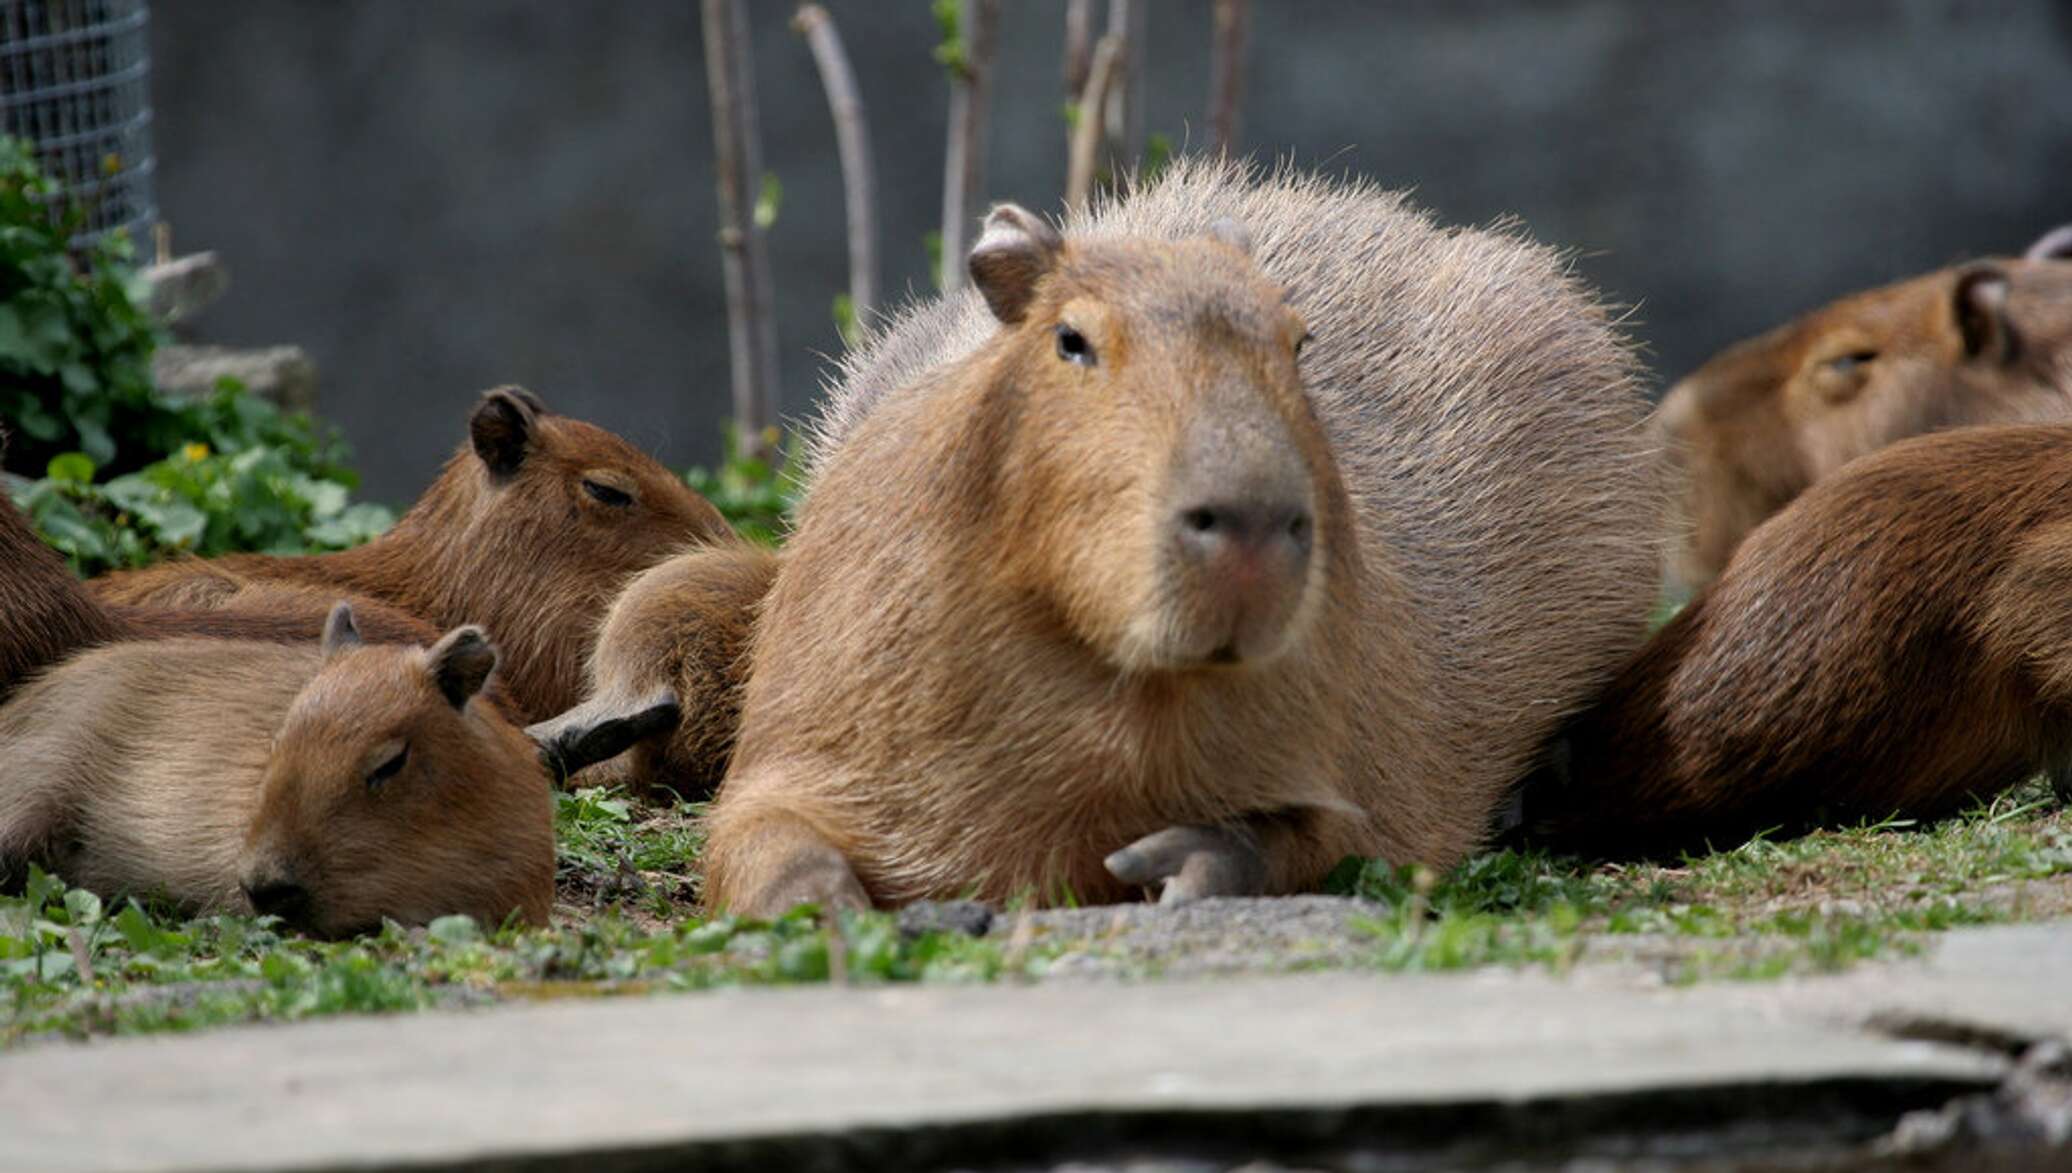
[1062,0,1094,100]
[793,4,877,333]
[939,0,1002,293]
[1104,0,1145,171]
[1208,0,1249,156]
[1065,35,1123,215]
[703,0,780,454]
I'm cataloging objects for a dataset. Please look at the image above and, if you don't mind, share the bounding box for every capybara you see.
[1521,423,2072,860]
[92,386,732,720]
[0,602,553,935]
[701,159,1660,916]
[527,538,780,795]
[1659,226,2072,592]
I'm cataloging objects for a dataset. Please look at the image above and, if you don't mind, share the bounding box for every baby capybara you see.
[1522,423,2072,860]
[92,387,732,720]
[701,160,1660,917]
[1660,226,2072,592]
[0,602,553,935]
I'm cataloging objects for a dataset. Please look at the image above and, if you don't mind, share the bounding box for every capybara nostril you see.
[242,876,312,923]
[1173,500,1314,574]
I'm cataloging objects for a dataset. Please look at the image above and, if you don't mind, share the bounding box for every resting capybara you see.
[92,386,732,720]
[700,159,1660,916]
[0,603,553,935]
[1659,226,2072,592]
[526,539,780,795]
[1520,423,2072,860]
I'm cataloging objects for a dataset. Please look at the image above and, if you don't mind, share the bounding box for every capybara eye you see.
[1054,324,1097,367]
[1827,350,1877,374]
[1295,330,1314,359]
[582,479,634,508]
[366,744,409,792]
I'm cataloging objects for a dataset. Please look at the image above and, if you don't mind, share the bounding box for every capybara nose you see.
[242,876,312,924]
[1174,499,1314,577]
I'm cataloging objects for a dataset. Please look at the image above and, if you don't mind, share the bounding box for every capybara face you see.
[239,605,553,937]
[1658,231,2072,591]
[968,206,1329,671]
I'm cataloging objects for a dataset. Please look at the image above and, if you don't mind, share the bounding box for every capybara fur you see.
[527,538,779,796]
[1659,226,2072,592]
[1522,424,2072,860]
[702,159,1660,917]
[0,603,553,935]
[91,387,732,721]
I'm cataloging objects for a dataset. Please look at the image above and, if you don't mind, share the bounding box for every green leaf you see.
[425,915,482,946]
[753,173,783,230]
[43,451,95,485]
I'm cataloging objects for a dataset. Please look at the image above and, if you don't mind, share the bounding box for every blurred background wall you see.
[148,1,2072,501]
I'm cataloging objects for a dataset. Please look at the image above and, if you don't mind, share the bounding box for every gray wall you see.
[147,1,2072,502]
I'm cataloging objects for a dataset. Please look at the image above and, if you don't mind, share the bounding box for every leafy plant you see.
[682,426,802,546]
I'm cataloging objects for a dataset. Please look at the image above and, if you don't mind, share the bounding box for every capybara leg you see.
[1105,823,1268,905]
[0,793,62,893]
[526,685,681,785]
[2050,762,2072,807]
[706,805,869,920]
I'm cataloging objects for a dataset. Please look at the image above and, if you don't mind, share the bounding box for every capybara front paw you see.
[739,842,870,920]
[1104,823,1267,905]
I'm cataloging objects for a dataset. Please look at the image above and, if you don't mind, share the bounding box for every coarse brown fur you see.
[0,483,125,702]
[90,387,732,721]
[526,538,780,797]
[0,605,553,935]
[1659,228,2072,592]
[1522,424,2072,859]
[703,159,1661,916]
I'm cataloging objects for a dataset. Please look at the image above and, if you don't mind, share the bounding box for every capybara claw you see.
[1105,823,1267,905]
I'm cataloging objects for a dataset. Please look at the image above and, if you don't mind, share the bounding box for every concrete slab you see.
[0,965,2008,1173]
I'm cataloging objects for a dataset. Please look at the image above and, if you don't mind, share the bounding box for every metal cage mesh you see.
[0,0,155,251]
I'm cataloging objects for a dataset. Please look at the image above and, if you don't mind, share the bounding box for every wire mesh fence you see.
[0,0,155,251]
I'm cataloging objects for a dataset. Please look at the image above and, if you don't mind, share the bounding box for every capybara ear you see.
[426,626,498,709]
[2023,224,2072,263]
[968,204,1063,325]
[524,685,681,784]
[1954,265,2019,364]
[321,602,362,659]
[1204,218,1254,256]
[470,386,543,479]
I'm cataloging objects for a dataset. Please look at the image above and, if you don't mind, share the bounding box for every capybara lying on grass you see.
[92,387,732,721]
[1659,226,2072,592]
[1522,423,2072,859]
[701,159,1661,916]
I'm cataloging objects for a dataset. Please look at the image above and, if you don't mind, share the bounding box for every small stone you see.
[896,899,995,940]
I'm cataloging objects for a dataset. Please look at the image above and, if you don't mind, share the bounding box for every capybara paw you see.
[740,842,870,920]
[1104,823,1267,906]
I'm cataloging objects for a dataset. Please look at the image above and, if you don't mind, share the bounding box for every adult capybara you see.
[701,160,1661,916]
[526,539,780,795]
[92,387,732,721]
[1521,423,2072,860]
[0,603,553,935]
[1659,226,2072,592]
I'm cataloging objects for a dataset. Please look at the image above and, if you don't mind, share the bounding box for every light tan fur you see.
[704,159,1661,915]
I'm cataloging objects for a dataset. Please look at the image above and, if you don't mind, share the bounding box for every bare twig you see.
[1208,0,1249,156]
[1062,0,1094,99]
[702,0,780,455]
[793,4,877,334]
[1103,0,1146,172]
[940,0,1002,293]
[1065,35,1123,214]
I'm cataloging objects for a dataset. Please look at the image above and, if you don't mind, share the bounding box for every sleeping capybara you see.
[1521,423,2072,860]
[91,387,732,721]
[700,159,1661,916]
[526,538,780,795]
[0,602,553,935]
[1659,226,2072,592]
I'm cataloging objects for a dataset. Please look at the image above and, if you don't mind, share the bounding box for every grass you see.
[4,781,2069,1050]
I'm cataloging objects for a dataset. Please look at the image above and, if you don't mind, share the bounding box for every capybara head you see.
[238,603,554,937]
[414,386,734,715]
[1658,226,2072,590]
[964,204,1335,670]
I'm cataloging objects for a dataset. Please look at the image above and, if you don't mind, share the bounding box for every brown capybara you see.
[91,386,732,721]
[0,602,553,935]
[1659,226,2072,593]
[526,538,780,796]
[700,159,1661,917]
[1520,423,2072,861]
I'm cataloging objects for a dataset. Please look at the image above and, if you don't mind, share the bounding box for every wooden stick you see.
[1064,34,1123,215]
[939,0,1002,293]
[1104,0,1145,170]
[793,4,878,335]
[1208,0,1249,156]
[702,0,780,454]
[1062,0,1094,99]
